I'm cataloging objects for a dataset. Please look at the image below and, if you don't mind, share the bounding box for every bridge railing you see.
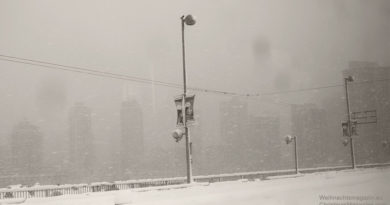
[1,162,389,199]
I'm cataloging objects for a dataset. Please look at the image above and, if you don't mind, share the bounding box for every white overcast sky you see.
[0,0,389,148]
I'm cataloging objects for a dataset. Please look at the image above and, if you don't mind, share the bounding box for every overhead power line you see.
[0,54,247,96]
[0,54,389,97]
[0,54,181,87]
[260,84,343,96]
[260,77,390,96]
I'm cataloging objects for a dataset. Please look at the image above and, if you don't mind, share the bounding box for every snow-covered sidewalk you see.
[2,167,389,205]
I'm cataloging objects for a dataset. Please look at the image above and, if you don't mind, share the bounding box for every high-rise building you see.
[190,111,204,175]
[68,103,94,177]
[220,97,248,148]
[343,61,390,163]
[219,97,248,172]
[291,103,328,168]
[119,99,144,175]
[10,120,43,175]
[246,115,281,170]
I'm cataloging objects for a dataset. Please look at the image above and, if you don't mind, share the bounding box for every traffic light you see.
[351,121,358,136]
[342,121,358,137]
[342,122,349,136]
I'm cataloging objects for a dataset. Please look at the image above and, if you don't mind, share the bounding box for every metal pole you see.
[181,16,193,183]
[294,136,298,174]
[345,78,356,169]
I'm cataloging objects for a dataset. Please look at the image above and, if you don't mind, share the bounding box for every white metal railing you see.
[0,162,389,199]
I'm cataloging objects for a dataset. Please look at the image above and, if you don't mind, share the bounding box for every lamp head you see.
[183,15,196,26]
[172,128,185,142]
[285,135,294,144]
[345,76,354,82]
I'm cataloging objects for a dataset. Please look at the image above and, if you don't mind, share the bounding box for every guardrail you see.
[1,162,389,199]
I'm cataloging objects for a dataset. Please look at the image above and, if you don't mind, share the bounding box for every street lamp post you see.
[181,14,196,183]
[293,136,298,174]
[285,135,299,174]
[344,76,356,169]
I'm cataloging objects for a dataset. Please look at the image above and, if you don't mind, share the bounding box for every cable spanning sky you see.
[1,54,389,97]
[0,0,389,149]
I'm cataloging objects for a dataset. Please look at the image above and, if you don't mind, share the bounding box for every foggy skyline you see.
[0,0,390,185]
[1,0,389,145]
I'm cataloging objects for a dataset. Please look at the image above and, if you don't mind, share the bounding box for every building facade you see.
[246,115,281,171]
[291,103,328,168]
[220,97,248,149]
[10,120,43,175]
[68,102,94,178]
[219,97,249,172]
[119,99,144,176]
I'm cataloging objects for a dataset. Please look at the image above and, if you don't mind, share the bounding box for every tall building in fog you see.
[343,61,390,163]
[68,103,94,174]
[10,120,43,175]
[291,103,328,168]
[246,115,281,170]
[191,111,204,175]
[120,98,144,173]
[220,97,248,148]
[0,145,5,174]
[219,97,248,172]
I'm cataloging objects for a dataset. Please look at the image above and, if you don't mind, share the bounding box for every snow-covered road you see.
[5,167,390,205]
[128,168,390,205]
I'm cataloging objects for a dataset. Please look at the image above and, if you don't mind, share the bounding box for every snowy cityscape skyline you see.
[0,62,390,186]
[0,1,389,203]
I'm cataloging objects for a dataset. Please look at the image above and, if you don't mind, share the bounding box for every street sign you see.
[175,94,195,126]
[351,110,377,124]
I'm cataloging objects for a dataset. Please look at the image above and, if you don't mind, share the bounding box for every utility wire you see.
[0,54,181,87]
[0,55,246,96]
[0,57,180,87]
[260,84,343,96]
[260,78,390,96]
[0,54,389,97]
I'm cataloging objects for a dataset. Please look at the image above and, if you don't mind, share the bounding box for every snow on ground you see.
[4,167,390,205]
